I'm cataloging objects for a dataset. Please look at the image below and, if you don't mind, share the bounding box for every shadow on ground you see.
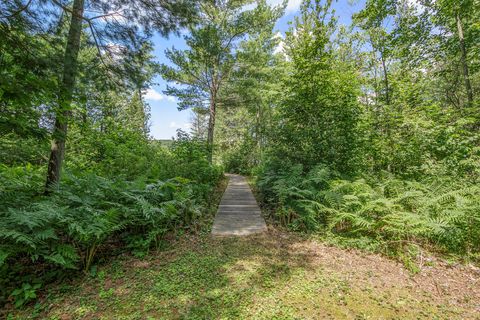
[7,229,480,319]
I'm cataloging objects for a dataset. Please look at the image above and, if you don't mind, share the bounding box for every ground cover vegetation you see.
[1,0,480,317]
[8,232,480,319]
[0,0,223,310]
[212,0,480,264]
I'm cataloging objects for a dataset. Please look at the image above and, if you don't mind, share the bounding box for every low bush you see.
[0,135,223,308]
[256,162,480,258]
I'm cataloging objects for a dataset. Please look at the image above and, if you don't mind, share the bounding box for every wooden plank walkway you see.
[212,174,267,236]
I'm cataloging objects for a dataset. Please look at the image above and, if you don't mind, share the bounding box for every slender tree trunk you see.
[377,45,392,172]
[456,12,473,107]
[207,96,216,164]
[380,50,390,105]
[256,104,262,164]
[45,0,85,191]
[137,87,148,135]
[373,60,379,106]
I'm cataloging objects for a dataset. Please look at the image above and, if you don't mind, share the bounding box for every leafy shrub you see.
[0,203,79,269]
[0,138,222,307]
[10,283,42,308]
[0,164,44,209]
[167,133,223,189]
[125,177,205,253]
[257,163,480,256]
[0,133,49,167]
[66,127,169,180]
[221,138,258,175]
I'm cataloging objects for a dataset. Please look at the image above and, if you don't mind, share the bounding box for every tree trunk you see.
[456,12,473,107]
[136,87,148,135]
[256,104,262,163]
[207,96,216,163]
[45,0,85,191]
[380,49,390,106]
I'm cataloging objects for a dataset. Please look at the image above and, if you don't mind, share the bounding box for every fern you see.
[257,163,480,255]
[0,203,79,269]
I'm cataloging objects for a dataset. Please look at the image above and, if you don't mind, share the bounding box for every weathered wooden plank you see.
[212,174,267,236]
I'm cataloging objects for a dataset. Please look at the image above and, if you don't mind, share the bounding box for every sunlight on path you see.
[212,174,267,236]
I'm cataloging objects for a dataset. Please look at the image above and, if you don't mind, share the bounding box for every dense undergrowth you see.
[0,131,223,309]
[255,161,480,267]
[2,0,480,316]
[210,0,480,269]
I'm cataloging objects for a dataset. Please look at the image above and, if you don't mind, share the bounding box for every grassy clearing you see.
[5,229,480,320]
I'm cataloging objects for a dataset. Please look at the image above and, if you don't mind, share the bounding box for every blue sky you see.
[146,0,365,139]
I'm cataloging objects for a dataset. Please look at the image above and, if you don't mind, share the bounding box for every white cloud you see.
[167,122,190,130]
[267,0,301,13]
[286,0,302,12]
[144,88,164,101]
[144,88,177,102]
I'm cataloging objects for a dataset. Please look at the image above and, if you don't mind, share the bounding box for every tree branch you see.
[0,0,33,19]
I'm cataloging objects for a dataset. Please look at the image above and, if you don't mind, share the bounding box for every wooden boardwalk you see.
[212,174,267,236]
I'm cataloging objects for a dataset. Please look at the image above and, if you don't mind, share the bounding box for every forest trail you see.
[211,174,267,236]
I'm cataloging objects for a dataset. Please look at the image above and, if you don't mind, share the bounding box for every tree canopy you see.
[1,0,480,313]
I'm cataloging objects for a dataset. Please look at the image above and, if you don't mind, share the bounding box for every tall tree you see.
[271,0,361,173]
[431,0,477,107]
[46,0,85,190]
[353,0,395,106]
[160,0,282,162]
[215,23,286,171]
[14,0,198,190]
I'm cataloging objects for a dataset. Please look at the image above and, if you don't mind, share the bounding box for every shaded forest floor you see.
[7,229,480,320]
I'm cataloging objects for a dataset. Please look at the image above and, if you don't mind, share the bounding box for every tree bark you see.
[207,96,216,163]
[45,0,85,191]
[380,48,390,106]
[137,87,148,135]
[456,12,473,107]
[256,103,262,163]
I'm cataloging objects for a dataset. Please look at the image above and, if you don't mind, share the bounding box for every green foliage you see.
[215,18,287,173]
[0,202,79,269]
[167,132,223,188]
[126,177,206,253]
[0,163,44,208]
[2,0,480,312]
[221,138,258,174]
[210,0,480,269]
[257,164,480,256]
[0,133,222,307]
[0,0,211,310]
[10,283,42,309]
[256,0,362,174]
[161,0,284,162]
